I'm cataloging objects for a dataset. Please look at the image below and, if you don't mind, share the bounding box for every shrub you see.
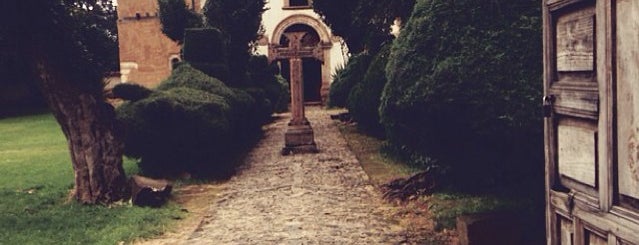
[117,87,232,177]
[182,28,227,64]
[380,0,543,193]
[246,55,289,113]
[182,28,230,81]
[187,62,230,82]
[327,52,372,108]
[157,63,234,98]
[273,75,290,113]
[158,0,203,43]
[347,43,392,137]
[203,0,267,87]
[112,83,152,102]
[242,87,273,123]
[117,63,263,178]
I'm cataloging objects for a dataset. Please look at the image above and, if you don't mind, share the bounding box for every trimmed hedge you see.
[380,0,543,193]
[346,43,392,137]
[158,0,203,43]
[273,75,290,113]
[112,83,152,102]
[182,28,226,63]
[117,63,263,178]
[246,55,290,113]
[327,52,372,108]
[182,28,230,81]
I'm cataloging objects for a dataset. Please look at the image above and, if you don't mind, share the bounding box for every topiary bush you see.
[203,0,267,87]
[273,75,290,113]
[380,0,543,194]
[182,28,230,81]
[327,52,372,108]
[182,28,227,64]
[246,55,289,113]
[117,63,263,178]
[158,0,203,43]
[347,42,392,137]
[112,83,152,102]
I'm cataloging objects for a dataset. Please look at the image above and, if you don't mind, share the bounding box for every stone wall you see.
[116,0,184,87]
[115,0,343,92]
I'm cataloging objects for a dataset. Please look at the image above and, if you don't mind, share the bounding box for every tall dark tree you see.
[158,0,203,43]
[313,0,415,53]
[0,0,128,204]
[0,55,46,118]
[203,0,267,86]
[1,0,118,117]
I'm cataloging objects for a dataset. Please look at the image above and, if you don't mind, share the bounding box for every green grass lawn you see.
[0,113,181,244]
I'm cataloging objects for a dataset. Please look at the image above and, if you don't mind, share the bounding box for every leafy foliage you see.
[203,0,267,87]
[346,43,392,137]
[380,0,543,194]
[0,56,46,118]
[112,83,153,102]
[182,28,227,64]
[117,64,265,178]
[158,0,203,43]
[157,0,268,87]
[327,52,372,108]
[0,0,119,94]
[313,0,415,53]
[246,55,290,112]
[182,28,230,81]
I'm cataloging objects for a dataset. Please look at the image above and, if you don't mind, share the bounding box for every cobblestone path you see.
[186,107,406,244]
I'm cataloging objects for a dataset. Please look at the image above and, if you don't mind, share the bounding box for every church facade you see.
[116,0,347,102]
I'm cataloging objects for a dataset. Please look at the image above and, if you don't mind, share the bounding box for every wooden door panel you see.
[557,120,597,188]
[585,233,606,245]
[616,0,639,206]
[555,6,595,73]
[546,0,600,199]
[560,217,575,245]
[545,0,639,244]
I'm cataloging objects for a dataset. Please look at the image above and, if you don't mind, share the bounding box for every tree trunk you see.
[38,64,129,204]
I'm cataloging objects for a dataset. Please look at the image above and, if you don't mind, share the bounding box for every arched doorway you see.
[278,24,323,103]
[269,14,333,103]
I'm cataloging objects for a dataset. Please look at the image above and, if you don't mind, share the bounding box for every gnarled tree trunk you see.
[2,0,129,205]
[38,65,128,204]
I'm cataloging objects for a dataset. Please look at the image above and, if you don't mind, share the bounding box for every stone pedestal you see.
[282,123,318,155]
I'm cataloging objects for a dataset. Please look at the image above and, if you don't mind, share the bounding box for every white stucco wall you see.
[255,1,347,82]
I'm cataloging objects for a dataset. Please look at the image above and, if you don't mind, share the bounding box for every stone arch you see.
[168,54,181,70]
[270,14,334,103]
[271,14,332,45]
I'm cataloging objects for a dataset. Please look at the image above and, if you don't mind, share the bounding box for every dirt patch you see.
[337,121,456,244]
[337,122,413,185]
[132,182,226,245]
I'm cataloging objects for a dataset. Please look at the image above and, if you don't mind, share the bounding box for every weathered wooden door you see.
[544,0,639,244]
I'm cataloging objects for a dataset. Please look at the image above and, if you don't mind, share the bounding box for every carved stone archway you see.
[270,14,333,103]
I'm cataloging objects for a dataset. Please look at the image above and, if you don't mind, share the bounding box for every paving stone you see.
[186,107,406,244]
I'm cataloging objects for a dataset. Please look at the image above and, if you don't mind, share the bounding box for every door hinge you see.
[567,191,576,215]
[543,95,555,118]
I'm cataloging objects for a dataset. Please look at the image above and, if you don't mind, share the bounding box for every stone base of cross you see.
[269,32,324,155]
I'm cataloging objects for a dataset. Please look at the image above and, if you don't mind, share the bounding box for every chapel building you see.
[116,0,347,102]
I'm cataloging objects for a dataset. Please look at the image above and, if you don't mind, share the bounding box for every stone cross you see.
[269,32,324,154]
